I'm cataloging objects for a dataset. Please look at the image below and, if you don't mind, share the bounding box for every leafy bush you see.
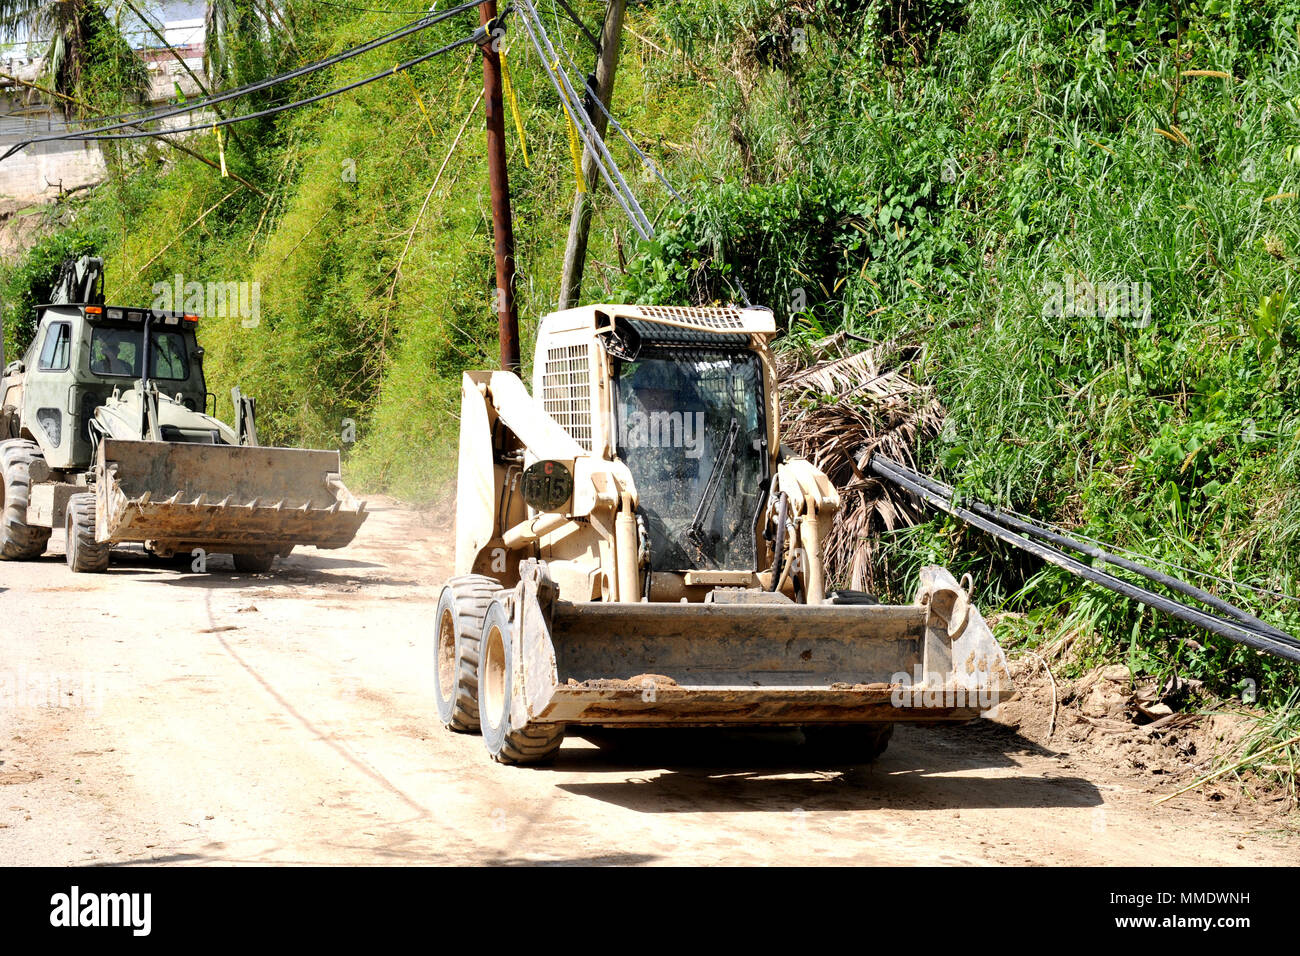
[2,223,108,362]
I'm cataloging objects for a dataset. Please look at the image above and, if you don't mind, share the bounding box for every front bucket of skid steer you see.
[507,562,1015,730]
[95,438,368,554]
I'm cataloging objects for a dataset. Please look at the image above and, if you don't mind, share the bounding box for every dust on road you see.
[1,500,1294,865]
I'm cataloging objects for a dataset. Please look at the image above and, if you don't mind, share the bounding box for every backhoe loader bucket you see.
[504,562,1014,730]
[95,438,367,556]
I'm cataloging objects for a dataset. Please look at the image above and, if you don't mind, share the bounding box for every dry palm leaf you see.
[779,339,944,594]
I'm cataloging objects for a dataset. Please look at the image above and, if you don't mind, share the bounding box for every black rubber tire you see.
[478,599,565,764]
[0,439,51,560]
[434,574,500,732]
[233,552,276,573]
[65,492,109,573]
[801,722,894,764]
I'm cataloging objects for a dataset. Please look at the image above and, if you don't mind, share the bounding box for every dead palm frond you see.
[779,336,944,593]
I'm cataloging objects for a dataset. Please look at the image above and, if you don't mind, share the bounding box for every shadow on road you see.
[551,724,1100,813]
[101,847,662,866]
[101,853,209,866]
[64,546,408,592]
[154,567,413,592]
[488,852,661,866]
[35,546,387,582]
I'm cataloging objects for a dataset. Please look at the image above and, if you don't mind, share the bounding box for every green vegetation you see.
[3,0,1298,697]
[618,0,1300,698]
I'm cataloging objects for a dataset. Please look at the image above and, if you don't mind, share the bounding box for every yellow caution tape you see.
[401,68,437,142]
[551,60,585,192]
[563,104,585,193]
[499,49,529,168]
[214,124,227,178]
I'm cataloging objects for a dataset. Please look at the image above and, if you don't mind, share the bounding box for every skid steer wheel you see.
[65,492,109,573]
[478,599,564,764]
[434,574,500,732]
[233,553,276,573]
[801,722,894,765]
[0,439,52,560]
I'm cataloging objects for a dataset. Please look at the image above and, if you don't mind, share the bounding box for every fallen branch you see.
[126,188,240,285]
[778,340,943,591]
[150,134,268,198]
[379,89,483,348]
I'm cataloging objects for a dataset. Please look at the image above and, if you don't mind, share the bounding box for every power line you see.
[60,29,485,143]
[547,24,684,204]
[541,4,748,304]
[871,456,1300,664]
[516,0,652,238]
[0,0,488,161]
[977,501,1300,605]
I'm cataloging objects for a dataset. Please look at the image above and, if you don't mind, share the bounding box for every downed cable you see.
[869,455,1300,664]
[516,0,653,238]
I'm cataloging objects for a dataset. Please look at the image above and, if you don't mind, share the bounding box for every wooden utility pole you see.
[478,1,521,373]
[557,0,626,311]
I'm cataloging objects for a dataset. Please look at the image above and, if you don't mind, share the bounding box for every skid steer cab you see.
[1,263,368,575]
[436,304,1014,765]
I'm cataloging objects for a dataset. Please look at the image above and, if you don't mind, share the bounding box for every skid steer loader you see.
[0,257,367,573]
[436,304,1014,764]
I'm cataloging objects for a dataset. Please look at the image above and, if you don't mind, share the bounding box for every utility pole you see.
[478,1,521,373]
[557,0,626,311]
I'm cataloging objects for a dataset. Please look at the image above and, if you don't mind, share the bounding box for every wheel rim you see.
[482,621,507,731]
[436,606,456,704]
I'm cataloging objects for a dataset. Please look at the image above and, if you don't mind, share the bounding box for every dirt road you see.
[2,500,1295,866]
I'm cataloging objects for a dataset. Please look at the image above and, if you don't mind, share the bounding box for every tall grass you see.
[615,0,1300,694]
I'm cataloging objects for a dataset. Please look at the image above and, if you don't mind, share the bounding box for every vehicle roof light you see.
[106,307,124,320]
[84,306,102,315]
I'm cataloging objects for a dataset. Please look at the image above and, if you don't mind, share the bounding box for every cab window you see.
[37,322,71,371]
[89,328,189,381]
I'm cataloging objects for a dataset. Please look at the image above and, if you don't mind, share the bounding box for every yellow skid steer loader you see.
[436,304,1013,763]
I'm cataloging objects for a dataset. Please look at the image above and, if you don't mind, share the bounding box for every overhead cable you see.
[0,0,488,161]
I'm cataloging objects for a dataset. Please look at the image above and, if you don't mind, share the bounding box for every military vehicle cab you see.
[2,303,211,471]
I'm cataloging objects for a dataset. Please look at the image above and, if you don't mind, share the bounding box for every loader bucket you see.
[95,438,367,555]
[508,563,1015,729]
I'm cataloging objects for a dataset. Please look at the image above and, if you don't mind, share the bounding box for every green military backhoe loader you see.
[0,257,367,573]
